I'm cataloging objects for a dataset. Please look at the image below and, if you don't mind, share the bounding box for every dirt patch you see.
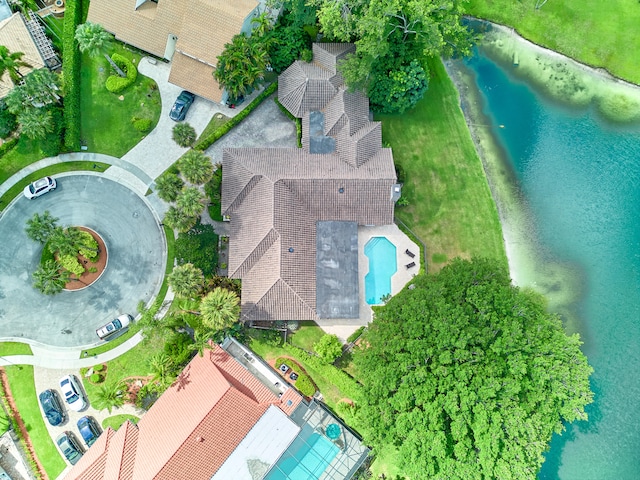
[64,227,107,291]
[122,376,153,405]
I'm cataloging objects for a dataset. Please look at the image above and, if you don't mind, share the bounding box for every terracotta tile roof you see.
[0,13,46,98]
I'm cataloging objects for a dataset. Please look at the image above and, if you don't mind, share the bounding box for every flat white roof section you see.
[212,405,300,480]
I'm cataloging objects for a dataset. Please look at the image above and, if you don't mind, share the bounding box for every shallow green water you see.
[463,50,640,479]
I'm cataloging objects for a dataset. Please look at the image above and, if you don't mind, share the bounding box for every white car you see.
[23,176,57,199]
[96,313,132,340]
[59,375,86,412]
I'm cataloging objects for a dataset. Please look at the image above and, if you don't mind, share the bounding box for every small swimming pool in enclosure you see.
[265,432,339,480]
[364,237,397,305]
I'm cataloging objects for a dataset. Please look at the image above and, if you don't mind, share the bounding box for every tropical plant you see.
[0,46,31,85]
[20,69,61,107]
[93,380,126,413]
[214,33,268,103]
[189,328,216,357]
[176,187,205,218]
[167,263,204,298]
[58,254,85,277]
[75,22,125,77]
[174,221,219,277]
[32,260,70,295]
[48,226,89,258]
[155,172,184,202]
[148,352,175,388]
[172,122,197,147]
[0,100,17,138]
[25,211,59,244]
[200,287,240,331]
[16,108,53,140]
[178,150,213,185]
[163,205,198,233]
[313,334,343,364]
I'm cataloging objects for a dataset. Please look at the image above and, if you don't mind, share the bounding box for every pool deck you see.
[317,224,420,339]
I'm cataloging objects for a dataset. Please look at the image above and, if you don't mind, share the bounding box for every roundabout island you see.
[0,174,166,348]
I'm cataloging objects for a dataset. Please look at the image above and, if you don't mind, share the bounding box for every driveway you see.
[0,174,166,348]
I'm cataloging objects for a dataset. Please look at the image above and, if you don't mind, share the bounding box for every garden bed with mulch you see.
[65,227,107,290]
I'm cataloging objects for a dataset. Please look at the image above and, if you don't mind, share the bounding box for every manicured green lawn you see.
[466,0,640,85]
[0,342,33,356]
[80,46,161,157]
[0,137,49,185]
[0,162,110,211]
[102,414,139,431]
[196,112,230,144]
[0,405,9,434]
[289,322,325,352]
[376,57,506,270]
[4,365,66,478]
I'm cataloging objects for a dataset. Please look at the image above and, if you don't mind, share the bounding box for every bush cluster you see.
[193,82,277,151]
[132,117,153,132]
[0,137,18,159]
[0,103,17,138]
[275,357,316,397]
[174,221,219,277]
[106,53,138,93]
[62,0,83,151]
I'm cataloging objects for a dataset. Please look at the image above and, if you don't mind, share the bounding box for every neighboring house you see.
[221,43,400,323]
[0,10,58,99]
[87,0,262,102]
[66,337,368,480]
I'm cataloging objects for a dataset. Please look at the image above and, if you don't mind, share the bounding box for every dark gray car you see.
[169,91,195,121]
[39,389,65,426]
[56,431,84,465]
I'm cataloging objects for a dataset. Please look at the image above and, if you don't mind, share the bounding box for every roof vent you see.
[195,436,204,442]
[286,400,293,407]
[288,247,294,253]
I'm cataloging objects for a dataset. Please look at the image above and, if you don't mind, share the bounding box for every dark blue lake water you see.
[462,51,640,479]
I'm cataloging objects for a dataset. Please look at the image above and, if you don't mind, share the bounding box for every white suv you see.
[23,176,57,199]
[59,375,86,412]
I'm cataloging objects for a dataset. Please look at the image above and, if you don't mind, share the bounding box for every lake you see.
[459,36,640,480]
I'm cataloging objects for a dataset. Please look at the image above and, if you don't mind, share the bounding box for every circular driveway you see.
[0,174,166,347]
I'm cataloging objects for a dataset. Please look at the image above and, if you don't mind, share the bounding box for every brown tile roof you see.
[66,344,303,480]
[87,0,257,102]
[0,13,46,98]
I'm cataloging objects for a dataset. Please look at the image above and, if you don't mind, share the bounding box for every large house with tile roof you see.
[66,337,368,480]
[221,43,400,323]
[87,0,263,102]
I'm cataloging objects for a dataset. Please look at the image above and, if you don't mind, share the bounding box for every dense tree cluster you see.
[354,258,593,479]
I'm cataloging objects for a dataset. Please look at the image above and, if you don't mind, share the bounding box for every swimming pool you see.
[364,237,397,304]
[265,432,339,480]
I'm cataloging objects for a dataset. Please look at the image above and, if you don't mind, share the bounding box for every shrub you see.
[90,373,103,383]
[172,122,197,147]
[93,364,105,372]
[163,332,194,370]
[88,267,98,273]
[132,117,153,132]
[174,221,219,277]
[275,357,316,397]
[313,334,343,363]
[0,103,17,138]
[105,53,138,93]
[62,0,83,151]
[267,24,311,74]
[78,230,99,261]
[274,97,302,147]
[0,137,18,159]
[58,254,85,276]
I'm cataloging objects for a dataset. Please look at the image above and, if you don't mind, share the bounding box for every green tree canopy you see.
[178,150,214,185]
[176,187,205,218]
[214,33,268,102]
[25,210,59,244]
[155,172,184,202]
[172,122,197,147]
[32,260,70,295]
[0,46,31,85]
[167,263,204,298]
[200,287,240,331]
[313,333,343,363]
[354,258,593,479]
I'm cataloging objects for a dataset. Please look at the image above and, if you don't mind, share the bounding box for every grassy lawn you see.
[0,404,9,434]
[4,365,66,479]
[102,414,139,431]
[289,322,325,352]
[196,112,230,144]
[376,57,506,271]
[0,137,50,185]
[0,162,110,211]
[466,0,640,85]
[80,46,161,157]
[0,342,33,356]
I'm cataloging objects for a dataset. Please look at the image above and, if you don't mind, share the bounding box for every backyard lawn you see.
[466,0,640,85]
[102,414,139,431]
[376,57,507,270]
[80,46,161,157]
[4,365,66,479]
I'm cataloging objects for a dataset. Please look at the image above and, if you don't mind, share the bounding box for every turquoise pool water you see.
[266,433,339,480]
[463,47,640,479]
[364,237,397,304]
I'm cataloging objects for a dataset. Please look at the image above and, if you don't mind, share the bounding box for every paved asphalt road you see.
[0,174,166,348]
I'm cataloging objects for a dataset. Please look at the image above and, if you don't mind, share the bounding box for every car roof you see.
[34,178,50,187]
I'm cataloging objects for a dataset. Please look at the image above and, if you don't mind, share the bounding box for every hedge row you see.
[274,97,302,148]
[193,82,278,151]
[62,0,83,151]
[347,326,366,344]
[106,53,138,93]
[275,357,316,397]
[0,137,18,159]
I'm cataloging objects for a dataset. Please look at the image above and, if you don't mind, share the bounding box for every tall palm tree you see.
[25,210,59,244]
[93,381,126,413]
[32,260,70,295]
[155,172,184,202]
[178,150,213,185]
[167,263,204,298]
[148,352,175,388]
[0,46,31,85]
[75,22,126,77]
[163,205,198,233]
[176,187,205,218]
[200,287,240,331]
[189,329,215,357]
[17,108,53,140]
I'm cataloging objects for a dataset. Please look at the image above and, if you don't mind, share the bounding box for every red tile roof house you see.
[66,337,369,479]
[222,43,401,324]
[86,0,264,103]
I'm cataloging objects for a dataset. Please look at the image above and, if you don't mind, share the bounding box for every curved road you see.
[0,174,166,347]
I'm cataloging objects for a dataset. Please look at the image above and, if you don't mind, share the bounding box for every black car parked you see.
[77,415,102,447]
[56,432,84,465]
[39,389,65,426]
[169,91,196,121]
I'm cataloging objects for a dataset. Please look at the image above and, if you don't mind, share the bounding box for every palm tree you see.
[215,34,268,103]
[163,205,198,233]
[17,108,53,140]
[172,122,197,147]
[93,381,126,413]
[200,287,240,331]
[167,263,204,298]
[75,22,126,77]
[148,352,175,388]
[154,173,184,202]
[189,328,215,357]
[178,150,213,185]
[0,46,31,85]
[21,69,61,107]
[25,211,59,244]
[176,187,205,218]
[48,227,78,257]
[32,260,70,295]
